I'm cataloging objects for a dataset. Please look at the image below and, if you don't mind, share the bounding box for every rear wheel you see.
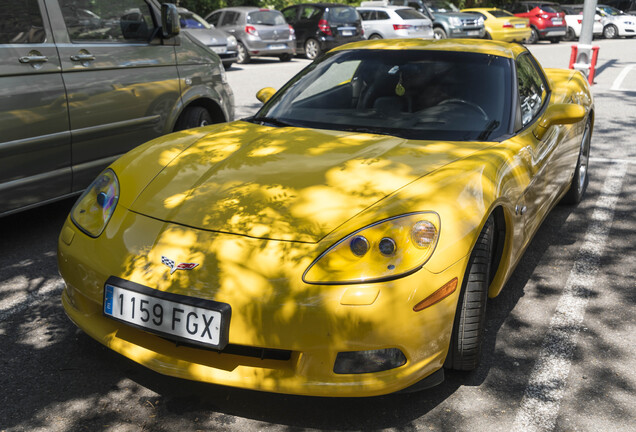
[562,119,591,204]
[237,42,250,64]
[369,33,383,40]
[526,27,539,44]
[445,216,494,371]
[304,38,321,60]
[565,26,576,41]
[174,106,213,131]
[603,24,618,39]
[433,27,447,39]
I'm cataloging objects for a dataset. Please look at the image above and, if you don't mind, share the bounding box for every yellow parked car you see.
[462,8,531,42]
[59,39,593,397]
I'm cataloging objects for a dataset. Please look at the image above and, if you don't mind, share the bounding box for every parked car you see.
[506,1,566,43]
[461,8,530,42]
[0,0,234,217]
[561,4,603,40]
[357,4,434,39]
[604,0,636,15]
[597,4,636,38]
[176,7,238,69]
[389,0,485,39]
[281,3,364,60]
[59,39,593,397]
[205,7,296,64]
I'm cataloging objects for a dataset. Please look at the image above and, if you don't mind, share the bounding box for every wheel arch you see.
[173,98,228,132]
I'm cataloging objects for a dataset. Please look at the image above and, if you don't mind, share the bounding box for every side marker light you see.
[413,278,458,312]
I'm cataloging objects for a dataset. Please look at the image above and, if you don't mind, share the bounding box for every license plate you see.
[103,277,231,350]
[211,46,227,54]
[413,26,423,31]
[467,30,480,36]
[552,18,563,24]
[341,30,353,36]
[267,44,286,49]
[515,23,526,28]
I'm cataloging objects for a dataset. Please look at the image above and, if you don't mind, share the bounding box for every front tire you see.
[445,216,494,371]
[433,27,447,39]
[562,119,591,204]
[603,24,618,39]
[304,38,321,60]
[174,106,213,131]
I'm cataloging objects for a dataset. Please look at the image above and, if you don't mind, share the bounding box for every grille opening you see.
[168,338,292,361]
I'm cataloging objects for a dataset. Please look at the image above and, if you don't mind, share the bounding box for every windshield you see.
[253,49,512,142]
[247,10,286,26]
[179,12,211,29]
[427,1,460,13]
[598,5,622,15]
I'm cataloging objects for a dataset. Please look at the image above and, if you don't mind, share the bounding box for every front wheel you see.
[304,38,321,60]
[562,119,591,204]
[433,27,447,39]
[174,106,213,131]
[603,24,618,39]
[444,216,494,371]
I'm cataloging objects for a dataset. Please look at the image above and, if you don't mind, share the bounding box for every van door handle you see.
[19,55,49,63]
[70,54,96,62]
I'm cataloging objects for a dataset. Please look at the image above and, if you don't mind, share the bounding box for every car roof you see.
[357,5,415,10]
[331,39,525,59]
[287,3,354,7]
[218,7,281,12]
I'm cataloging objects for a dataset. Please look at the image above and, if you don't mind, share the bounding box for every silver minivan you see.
[0,0,234,217]
[205,7,296,64]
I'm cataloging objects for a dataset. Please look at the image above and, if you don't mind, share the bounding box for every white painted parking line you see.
[512,161,628,432]
[610,64,636,91]
[591,157,636,165]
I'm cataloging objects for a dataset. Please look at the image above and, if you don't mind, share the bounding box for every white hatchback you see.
[597,4,636,38]
[357,4,434,39]
[562,4,603,40]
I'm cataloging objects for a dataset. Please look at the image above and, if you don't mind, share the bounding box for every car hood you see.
[181,28,228,45]
[129,121,490,243]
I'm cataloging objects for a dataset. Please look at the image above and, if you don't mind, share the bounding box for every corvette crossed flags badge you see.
[161,256,199,274]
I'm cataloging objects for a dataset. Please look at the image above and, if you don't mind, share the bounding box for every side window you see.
[300,6,321,20]
[377,11,390,20]
[59,0,156,42]
[221,11,238,26]
[0,0,46,44]
[207,11,222,27]
[282,7,297,24]
[516,54,547,127]
[359,10,374,20]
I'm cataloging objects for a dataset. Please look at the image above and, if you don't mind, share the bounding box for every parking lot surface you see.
[1,39,635,432]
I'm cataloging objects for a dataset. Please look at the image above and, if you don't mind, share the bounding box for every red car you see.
[507,1,566,43]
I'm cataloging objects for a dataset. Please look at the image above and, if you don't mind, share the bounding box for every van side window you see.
[0,0,46,44]
[207,11,222,27]
[516,54,547,127]
[59,0,156,42]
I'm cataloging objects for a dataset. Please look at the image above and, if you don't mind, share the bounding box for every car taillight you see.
[502,22,513,28]
[289,24,295,35]
[393,24,412,30]
[537,13,550,19]
[577,19,583,24]
[245,25,258,36]
[318,19,332,35]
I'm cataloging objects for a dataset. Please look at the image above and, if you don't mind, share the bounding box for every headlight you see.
[226,35,237,48]
[478,17,484,25]
[449,17,462,27]
[303,212,440,284]
[71,169,119,237]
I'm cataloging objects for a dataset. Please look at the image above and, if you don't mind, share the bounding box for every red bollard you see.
[569,45,578,70]
[588,46,600,85]
[568,44,600,85]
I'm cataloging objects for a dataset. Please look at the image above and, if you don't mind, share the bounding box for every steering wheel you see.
[438,98,488,121]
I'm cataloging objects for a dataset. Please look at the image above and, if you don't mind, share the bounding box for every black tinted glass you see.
[490,9,514,17]
[0,0,45,44]
[325,7,359,24]
[396,9,427,19]
[247,11,286,26]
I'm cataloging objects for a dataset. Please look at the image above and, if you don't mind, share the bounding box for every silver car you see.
[357,5,434,39]
[177,7,238,69]
[205,7,296,64]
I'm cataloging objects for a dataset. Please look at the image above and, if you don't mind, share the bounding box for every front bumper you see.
[58,207,468,397]
[449,26,485,38]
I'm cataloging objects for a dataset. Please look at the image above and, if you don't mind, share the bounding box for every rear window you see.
[247,10,286,26]
[0,0,45,44]
[325,7,360,24]
[395,8,428,19]
[539,4,562,13]
[490,9,514,18]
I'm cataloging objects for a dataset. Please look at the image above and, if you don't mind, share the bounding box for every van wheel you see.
[433,27,447,39]
[237,42,250,64]
[444,216,494,371]
[175,107,213,131]
[279,53,292,62]
[304,38,321,60]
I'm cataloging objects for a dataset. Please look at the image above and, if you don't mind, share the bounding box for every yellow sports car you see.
[59,39,593,397]
[462,8,531,42]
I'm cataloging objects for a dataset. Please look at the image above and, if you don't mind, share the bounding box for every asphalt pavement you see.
[0,39,634,432]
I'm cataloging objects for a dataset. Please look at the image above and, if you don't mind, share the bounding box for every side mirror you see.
[161,3,180,38]
[533,103,586,140]
[256,87,276,103]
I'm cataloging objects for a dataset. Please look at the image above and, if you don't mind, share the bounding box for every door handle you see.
[19,55,49,63]
[70,54,96,61]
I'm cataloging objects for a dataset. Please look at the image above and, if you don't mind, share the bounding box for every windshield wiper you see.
[249,116,296,127]
[477,120,500,141]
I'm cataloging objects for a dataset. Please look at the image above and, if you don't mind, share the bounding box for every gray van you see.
[0,0,234,217]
